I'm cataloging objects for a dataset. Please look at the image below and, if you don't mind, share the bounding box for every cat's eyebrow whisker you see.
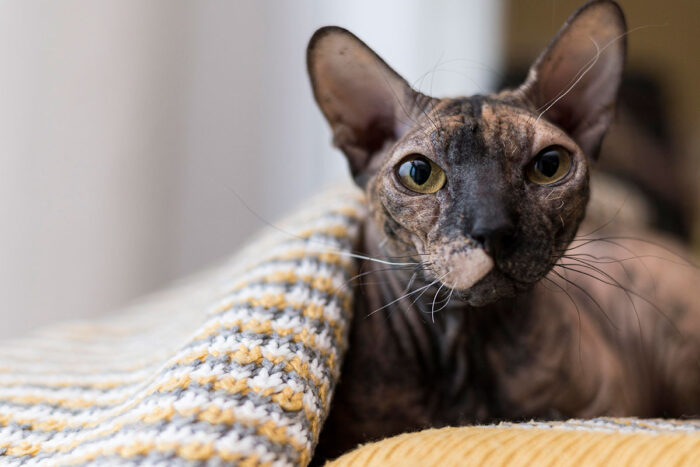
[416,65,487,96]
[534,36,601,123]
[544,190,565,202]
[373,61,442,135]
[533,24,664,128]
[408,63,441,134]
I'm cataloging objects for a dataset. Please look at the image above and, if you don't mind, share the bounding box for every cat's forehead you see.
[404,93,572,160]
[430,95,532,133]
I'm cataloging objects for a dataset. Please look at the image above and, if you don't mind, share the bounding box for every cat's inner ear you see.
[520,0,626,159]
[307,27,424,183]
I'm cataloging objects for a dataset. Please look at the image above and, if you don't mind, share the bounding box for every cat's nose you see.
[470,219,515,258]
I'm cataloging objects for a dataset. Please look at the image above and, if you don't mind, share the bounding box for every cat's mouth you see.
[427,243,536,306]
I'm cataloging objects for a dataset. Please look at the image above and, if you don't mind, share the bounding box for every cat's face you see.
[363,95,590,305]
[308,0,626,306]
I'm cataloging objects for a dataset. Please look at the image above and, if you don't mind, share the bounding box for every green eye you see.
[396,155,446,193]
[526,146,572,185]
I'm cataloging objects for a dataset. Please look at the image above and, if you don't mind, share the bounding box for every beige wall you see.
[0,1,503,337]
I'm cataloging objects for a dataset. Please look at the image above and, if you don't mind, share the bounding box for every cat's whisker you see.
[385,270,422,321]
[541,276,583,368]
[407,272,450,313]
[562,237,663,296]
[330,251,419,267]
[562,252,694,269]
[560,254,635,284]
[431,283,456,318]
[555,262,647,349]
[339,265,415,291]
[555,261,683,343]
[365,273,446,318]
[575,196,630,238]
[431,281,448,323]
[214,173,439,269]
[550,268,618,330]
[570,236,699,268]
[404,271,418,294]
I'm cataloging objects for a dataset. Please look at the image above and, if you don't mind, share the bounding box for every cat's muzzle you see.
[429,244,494,290]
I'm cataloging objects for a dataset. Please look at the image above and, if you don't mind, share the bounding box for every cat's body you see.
[305,1,700,462]
[316,221,700,461]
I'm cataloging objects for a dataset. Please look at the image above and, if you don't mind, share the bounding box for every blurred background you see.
[0,0,697,337]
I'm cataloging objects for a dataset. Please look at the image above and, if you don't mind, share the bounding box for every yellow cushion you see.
[328,419,700,466]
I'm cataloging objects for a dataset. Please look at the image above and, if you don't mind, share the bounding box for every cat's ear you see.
[520,0,626,159]
[307,27,423,184]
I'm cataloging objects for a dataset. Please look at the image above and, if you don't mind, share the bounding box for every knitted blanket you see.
[0,186,366,466]
[1,185,699,466]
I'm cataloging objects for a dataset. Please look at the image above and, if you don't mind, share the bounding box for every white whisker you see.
[366,278,438,318]
[431,281,447,323]
[535,36,601,125]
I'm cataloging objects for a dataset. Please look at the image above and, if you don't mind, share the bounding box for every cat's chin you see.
[428,246,526,306]
[452,271,523,307]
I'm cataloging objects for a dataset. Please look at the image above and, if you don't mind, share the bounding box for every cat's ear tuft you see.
[307,27,423,185]
[520,0,626,159]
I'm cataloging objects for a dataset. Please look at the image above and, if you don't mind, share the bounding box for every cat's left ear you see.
[307,27,425,185]
[520,0,626,159]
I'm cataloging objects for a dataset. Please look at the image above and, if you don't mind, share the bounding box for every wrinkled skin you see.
[364,96,589,306]
[306,1,700,463]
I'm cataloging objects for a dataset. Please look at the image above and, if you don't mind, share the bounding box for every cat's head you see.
[308,0,626,306]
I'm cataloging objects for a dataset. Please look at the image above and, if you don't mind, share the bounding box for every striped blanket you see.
[0,186,365,466]
[1,185,699,466]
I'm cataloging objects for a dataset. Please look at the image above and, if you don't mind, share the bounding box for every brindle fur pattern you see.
[365,96,589,305]
[307,1,700,463]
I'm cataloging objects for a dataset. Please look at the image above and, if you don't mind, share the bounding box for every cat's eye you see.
[526,146,572,185]
[396,155,446,194]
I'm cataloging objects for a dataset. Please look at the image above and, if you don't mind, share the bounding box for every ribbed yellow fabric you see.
[328,425,700,467]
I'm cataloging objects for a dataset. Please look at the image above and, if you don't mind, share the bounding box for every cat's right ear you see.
[307,27,423,186]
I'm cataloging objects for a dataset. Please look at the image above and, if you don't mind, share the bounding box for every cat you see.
[306,0,700,462]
